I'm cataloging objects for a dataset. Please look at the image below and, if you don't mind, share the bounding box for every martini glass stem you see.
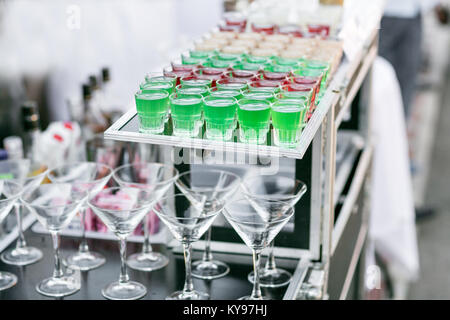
[202,227,213,262]
[14,204,26,249]
[251,249,263,300]
[119,238,130,284]
[264,241,277,271]
[142,215,152,254]
[50,231,64,279]
[78,208,89,253]
[182,242,194,295]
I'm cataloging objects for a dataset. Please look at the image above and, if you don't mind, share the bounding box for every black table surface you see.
[0,225,289,300]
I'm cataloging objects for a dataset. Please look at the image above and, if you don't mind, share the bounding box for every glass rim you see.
[203,95,238,106]
[21,183,88,209]
[113,162,179,189]
[272,99,308,110]
[180,76,213,85]
[135,90,170,99]
[47,161,113,184]
[87,186,154,213]
[140,81,174,90]
[169,92,203,103]
[241,176,307,199]
[237,98,271,108]
[176,169,241,193]
[223,199,295,227]
[176,84,209,92]
[152,193,220,221]
[0,179,22,203]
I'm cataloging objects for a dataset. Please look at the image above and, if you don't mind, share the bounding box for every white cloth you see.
[370,57,420,281]
[384,0,438,18]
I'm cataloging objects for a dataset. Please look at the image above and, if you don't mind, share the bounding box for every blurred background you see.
[0,0,449,299]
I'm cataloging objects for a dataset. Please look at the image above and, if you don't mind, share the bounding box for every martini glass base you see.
[248,268,292,288]
[127,252,169,272]
[36,276,81,297]
[166,290,209,300]
[65,251,106,271]
[1,247,43,266]
[0,272,18,291]
[239,295,270,300]
[102,281,147,300]
[191,260,230,280]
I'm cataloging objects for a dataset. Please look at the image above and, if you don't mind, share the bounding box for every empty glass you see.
[0,159,47,266]
[0,180,22,291]
[113,163,178,272]
[175,169,241,280]
[22,183,87,297]
[153,194,221,300]
[48,162,112,271]
[88,187,154,300]
[223,198,294,300]
[242,176,307,288]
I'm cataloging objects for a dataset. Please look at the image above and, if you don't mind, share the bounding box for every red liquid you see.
[194,68,226,77]
[164,68,193,86]
[262,71,291,82]
[224,12,247,30]
[219,24,243,33]
[307,24,330,37]
[171,62,198,72]
[278,25,303,38]
[227,69,259,80]
[251,23,276,35]
[192,74,222,88]
[250,79,282,88]
[291,76,321,97]
[217,77,249,86]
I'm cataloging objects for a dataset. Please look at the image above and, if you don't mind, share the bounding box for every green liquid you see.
[181,78,212,88]
[265,64,294,73]
[243,91,276,103]
[181,55,206,65]
[176,85,210,98]
[190,50,215,59]
[170,96,203,137]
[210,89,243,100]
[217,81,248,91]
[245,55,271,64]
[273,57,303,67]
[135,91,169,134]
[237,100,271,144]
[203,97,237,141]
[271,103,307,148]
[216,52,242,62]
[233,61,265,71]
[140,81,174,95]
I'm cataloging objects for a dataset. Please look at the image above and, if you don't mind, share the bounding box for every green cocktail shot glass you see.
[140,81,174,96]
[169,93,203,138]
[145,73,177,91]
[271,100,308,148]
[135,90,169,134]
[203,96,237,141]
[237,99,271,145]
[209,87,243,100]
[176,84,210,98]
[216,78,249,91]
[243,91,276,103]
[180,76,213,88]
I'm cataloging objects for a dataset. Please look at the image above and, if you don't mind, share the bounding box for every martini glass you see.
[22,183,87,297]
[47,162,112,271]
[88,187,154,300]
[242,175,307,287]
[0,180,22,291]
[153,193,221,300]
[113,163,178,272]
[175,169,241,280]
[0,159,47,266]
[223,198,294,300]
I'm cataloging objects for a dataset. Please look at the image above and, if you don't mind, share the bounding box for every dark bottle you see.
[21,101,41,161]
